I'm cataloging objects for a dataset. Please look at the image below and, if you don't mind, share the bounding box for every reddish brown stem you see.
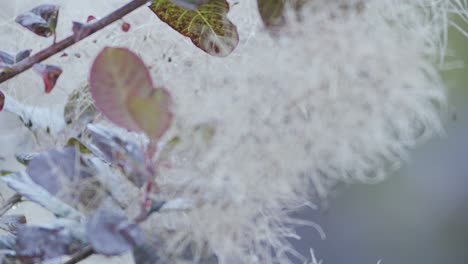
[0,0,150,84]
[135,140,160,222]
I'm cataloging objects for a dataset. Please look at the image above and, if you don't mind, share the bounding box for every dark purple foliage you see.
[87,124,146,187]
[16,226,80,262]
[86,207,144,256]
[26,147,92,195]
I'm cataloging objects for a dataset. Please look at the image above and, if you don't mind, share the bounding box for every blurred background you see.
[293,18,468,264]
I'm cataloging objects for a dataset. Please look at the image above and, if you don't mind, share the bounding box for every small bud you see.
[121,22,131,32]
[87,15,96,23]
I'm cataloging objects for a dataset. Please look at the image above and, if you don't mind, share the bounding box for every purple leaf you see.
[89,47,173,140]
[2,172,83,220]
[86,207,144,256]
[33,63,62,93]
[26,147,92,195]
[86,124,146,187]
[15,4,59,37]
[16,225,80,262]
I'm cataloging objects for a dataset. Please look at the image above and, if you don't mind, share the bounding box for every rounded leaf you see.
[89,47,172,139]
[89,47,153,132]
[127,88,173,140]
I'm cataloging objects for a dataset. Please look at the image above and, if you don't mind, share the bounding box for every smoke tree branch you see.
[0,0,150,84]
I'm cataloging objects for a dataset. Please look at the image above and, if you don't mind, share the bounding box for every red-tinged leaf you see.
[0,91,5,112]
[33,64,62,93]
[89,47,173,139]
[89,48,150,132]
[15,4,59,38]
[149,0,239,57]
[121,22,131,32]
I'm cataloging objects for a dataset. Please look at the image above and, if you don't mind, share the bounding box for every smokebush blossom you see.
[1,0,468,263]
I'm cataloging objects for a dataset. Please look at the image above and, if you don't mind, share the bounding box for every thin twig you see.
[64,246,95,264]
[0,193,22,217]
[0,0,150,84]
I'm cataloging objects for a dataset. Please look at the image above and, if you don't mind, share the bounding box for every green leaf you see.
[0,171,13,176]
[66,138,92,154]
[257,0,306,32]
[127,88,172,140]
[257,0,286,30]
[149,0,239,57]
